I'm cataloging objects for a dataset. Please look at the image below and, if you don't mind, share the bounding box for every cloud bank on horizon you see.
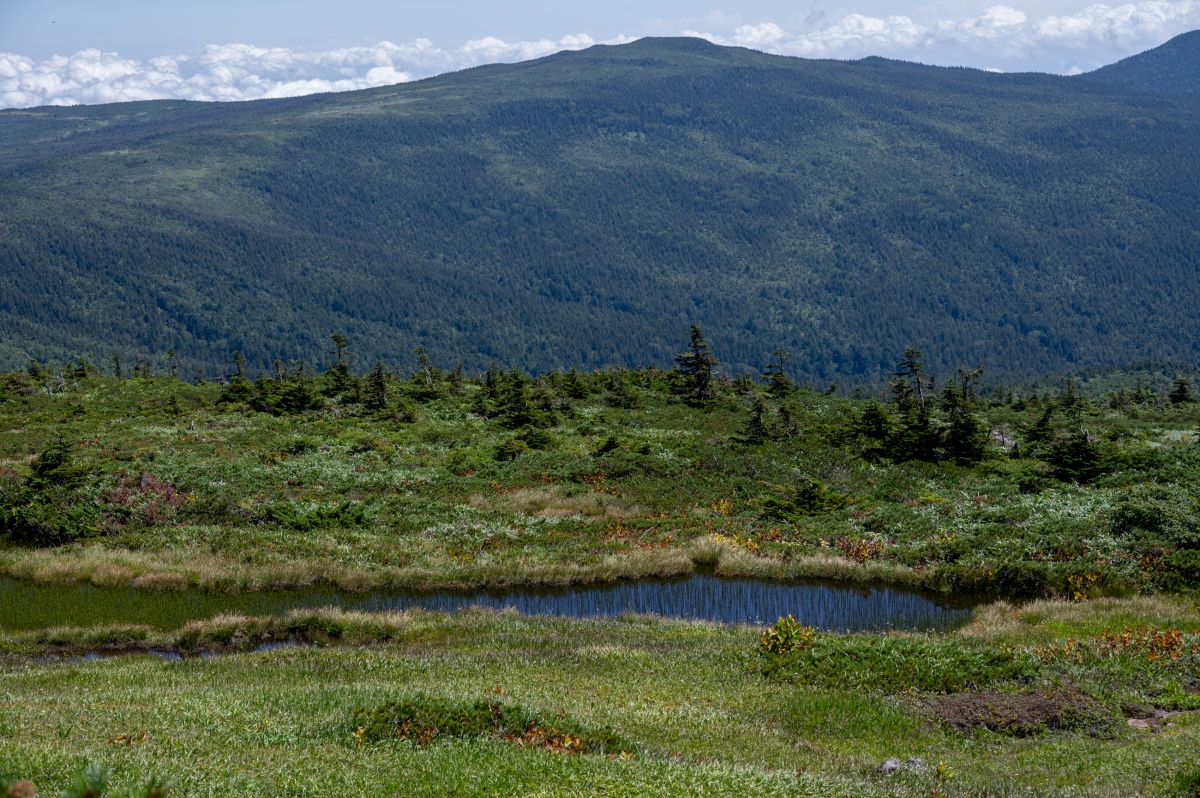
[2,1,1198,109]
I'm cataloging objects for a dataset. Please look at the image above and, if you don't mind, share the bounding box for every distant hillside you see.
[1083,30,1200,96]
[1,36,1199,382]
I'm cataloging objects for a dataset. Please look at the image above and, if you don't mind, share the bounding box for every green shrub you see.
[934,562,1056,597]
[445,448,489,475]
[1,482,98,546]
[761,634,1040,693]
[1110,485,1200,549]
[352,696,631,755]
[494,438,529,461]
[1155,550,1200,590]
[758,476,850,522]
[1154,681,1200,711]
[1176,767,1200,798]
[280,437,319,455]
[0,437,100,547]
[519,428,555,451]
[255,500,368,530]
[45,763,169,798]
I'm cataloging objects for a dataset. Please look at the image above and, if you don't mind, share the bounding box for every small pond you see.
[0,574,979,633]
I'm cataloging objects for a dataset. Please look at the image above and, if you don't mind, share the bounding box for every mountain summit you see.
[1,36,1199,381]
[1084,30,1200,95]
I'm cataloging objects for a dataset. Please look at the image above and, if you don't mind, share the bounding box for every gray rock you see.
[904,757,928,774]
[878,757,927,776]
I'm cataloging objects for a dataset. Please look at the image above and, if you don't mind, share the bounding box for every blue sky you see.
[2,0,1198,108]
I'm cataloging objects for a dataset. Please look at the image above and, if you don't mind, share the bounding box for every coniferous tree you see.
[778,405,798,439]
[673,325,718,407]
[564,369,590,399]
[1047,427,1105,483]
[363,363,388,412]
[941,367,988,464]
[603,373,638,409]
[1060,380,1082,413]
[762,350,794,398]
[856,401,893,443]
[408,347,444,401]
[742,398,771,444]
[324,333,353,397]
[276,375,321,414]
[888,348,938,461]
[1169,377,1194,405]
[497,370,541,429]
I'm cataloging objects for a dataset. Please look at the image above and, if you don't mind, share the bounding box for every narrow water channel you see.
[0,574,978,633]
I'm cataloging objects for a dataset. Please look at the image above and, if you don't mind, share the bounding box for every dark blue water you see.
[0,573,976,632]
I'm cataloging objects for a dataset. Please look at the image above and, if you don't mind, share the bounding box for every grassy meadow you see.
[1,357,1198,596]
[1,356,1199,795]
[1,597,1199,797]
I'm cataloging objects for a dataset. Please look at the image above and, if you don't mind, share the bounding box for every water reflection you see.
[0,573,976,633]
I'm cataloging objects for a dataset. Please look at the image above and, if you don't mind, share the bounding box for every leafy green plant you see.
[758,615,815,655]
[1176,767,1200,798]
[57,764,168,798]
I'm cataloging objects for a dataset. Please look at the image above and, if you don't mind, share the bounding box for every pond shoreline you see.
[0,537,1083,601]
[0,568,981,634]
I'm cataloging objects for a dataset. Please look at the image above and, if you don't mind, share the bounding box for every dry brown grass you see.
[959,595,1200,644]
[688,535,924,586]
[468,486,643,520]
[0,541,696,594]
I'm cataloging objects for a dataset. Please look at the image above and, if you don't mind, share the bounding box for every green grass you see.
[1,600,1198,797]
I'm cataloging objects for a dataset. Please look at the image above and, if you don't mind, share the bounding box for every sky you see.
[1,0,1198,108]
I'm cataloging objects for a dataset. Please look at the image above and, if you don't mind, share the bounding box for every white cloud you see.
[693,0,1199,67]
[1037,1,1200,44]
[733,22,789,47]
[1,1,1199,109]
[0,34,605,109]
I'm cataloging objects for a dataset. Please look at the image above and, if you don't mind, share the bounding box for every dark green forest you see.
[2,35,1199,382]
[1084,30,1200,95]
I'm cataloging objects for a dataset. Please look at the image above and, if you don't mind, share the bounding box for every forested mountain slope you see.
[1083,30,1200,96]
[2,35,1199,381]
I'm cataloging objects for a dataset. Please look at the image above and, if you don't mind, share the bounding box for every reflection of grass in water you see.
[0,554,965,632]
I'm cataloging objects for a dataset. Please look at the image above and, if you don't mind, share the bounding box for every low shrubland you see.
[1,346,1197,599]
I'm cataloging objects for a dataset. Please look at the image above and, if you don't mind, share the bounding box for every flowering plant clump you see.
[835,536,884,563]
[1098,627,1198,663]
[711,531,760,553]
[100,471,188,527]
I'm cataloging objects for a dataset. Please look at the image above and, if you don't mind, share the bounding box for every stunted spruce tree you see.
[674,325,718,407]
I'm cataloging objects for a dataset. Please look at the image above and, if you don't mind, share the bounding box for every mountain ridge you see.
[1083,30,1200,96]
[1,34,1199,381]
